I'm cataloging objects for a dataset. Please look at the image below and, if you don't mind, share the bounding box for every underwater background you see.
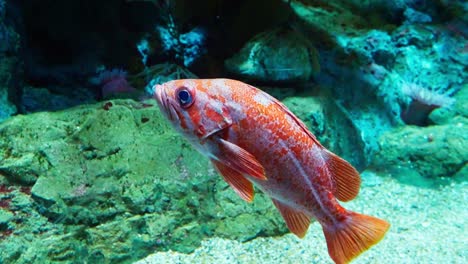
[0,0,466,263]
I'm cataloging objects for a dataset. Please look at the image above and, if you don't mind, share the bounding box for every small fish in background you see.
[154,79,390,264]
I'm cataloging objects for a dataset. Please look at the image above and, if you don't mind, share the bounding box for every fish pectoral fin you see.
[215,138,266,180]
[212,159,255,202]
[272,199,310,238]
[323,149,361,202]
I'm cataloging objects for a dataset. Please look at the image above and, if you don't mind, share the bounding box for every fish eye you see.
[176,87,194,108]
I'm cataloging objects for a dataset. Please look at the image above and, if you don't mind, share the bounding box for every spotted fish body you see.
[154,79,389,264]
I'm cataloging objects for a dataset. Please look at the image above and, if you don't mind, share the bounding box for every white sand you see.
[136,171,467,264]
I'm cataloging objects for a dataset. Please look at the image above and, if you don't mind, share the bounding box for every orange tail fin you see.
[323,212,390,264]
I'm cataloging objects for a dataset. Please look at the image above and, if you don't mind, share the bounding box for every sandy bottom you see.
[136,171,467,264]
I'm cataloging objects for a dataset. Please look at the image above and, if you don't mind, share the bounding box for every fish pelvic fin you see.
[212,159,254,202]
[272,199,310,238]
[323,212,390,264]
[323,149,361,202]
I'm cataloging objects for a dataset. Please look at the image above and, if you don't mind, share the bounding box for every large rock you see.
[0,99,286,263]
[225,26,320,83]
[370,123,467,179]
[371,85,468,180]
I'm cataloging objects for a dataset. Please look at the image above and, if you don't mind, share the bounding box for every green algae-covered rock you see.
[371,84,468,180]
[370,123,468,179]
[0,99,286,263]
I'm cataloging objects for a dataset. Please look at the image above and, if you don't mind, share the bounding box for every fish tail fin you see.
[323,212,390,264]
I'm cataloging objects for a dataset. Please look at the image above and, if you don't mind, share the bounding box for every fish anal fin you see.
[212,160,255,202]
[272,199,310,238]
[323,212,390,264]
[216,138,266,180]
[323,149,361,202]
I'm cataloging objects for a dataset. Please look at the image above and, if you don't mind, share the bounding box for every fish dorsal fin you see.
[269,95,320,144]
[322,149,361,202]
[215,138,267,180]
[272,199,311,238]
[212,160,255,202]
[247,84,321,146]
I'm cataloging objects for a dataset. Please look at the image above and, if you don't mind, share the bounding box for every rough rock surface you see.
[225,26,320,83]
[0,99,286,263]
[371,123,467,179]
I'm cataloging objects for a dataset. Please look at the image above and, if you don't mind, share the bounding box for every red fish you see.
[154,79,389,264]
